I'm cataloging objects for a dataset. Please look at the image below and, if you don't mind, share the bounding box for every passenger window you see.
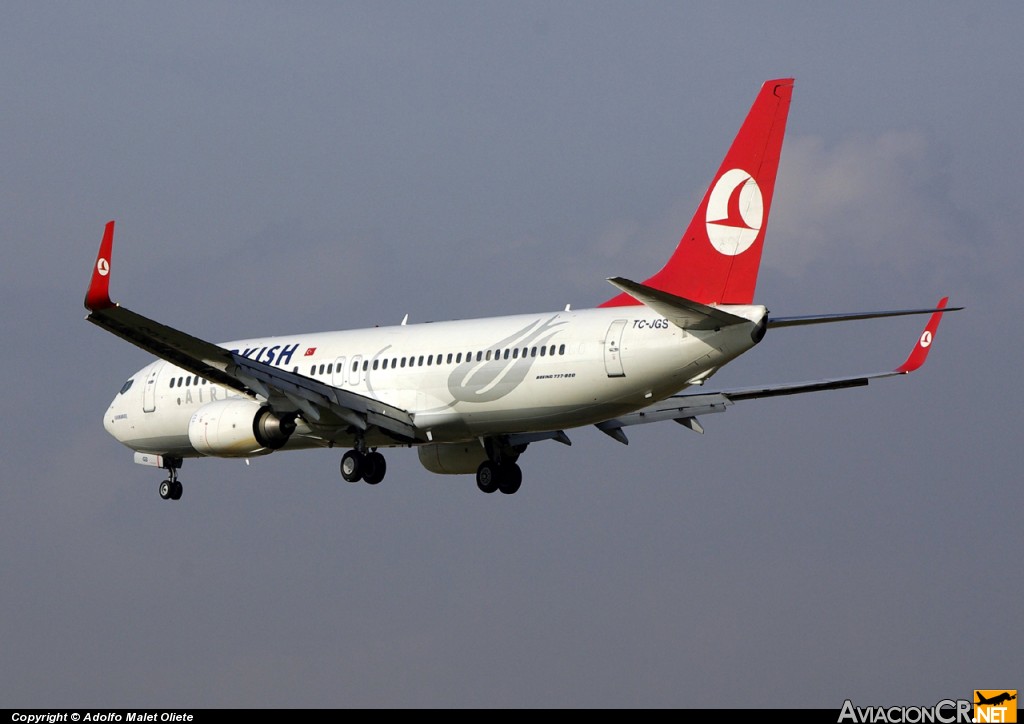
[447,353,453,364]
[418,355,424,366]
[373,360,379,371]
[169,378,175,388]
[559,344,565,355]
[352,361,358,372]
[185,377,191,387]
[309,366,316,375]
[362,360,368,371]
[485,350,492,361]
[476,351,483,362]
[456,353,462,363]
[401,358,406,368]
[531,347,537,357]
[540,346,546,357]
[327,363,333,374]
[513,348,519,359]
[549,345,555,356]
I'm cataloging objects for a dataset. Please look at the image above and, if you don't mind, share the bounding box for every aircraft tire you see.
[476,461,500,494]
[159,480,172,500]
[170,481,183,500]
[362,452,386,485]
[498,464,522,495]
[340,450,364,483]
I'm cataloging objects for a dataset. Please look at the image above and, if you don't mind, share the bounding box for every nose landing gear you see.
[157,458,183,501]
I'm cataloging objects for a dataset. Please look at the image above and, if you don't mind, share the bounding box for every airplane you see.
[85,78,958,500]
[976,692,1017,707]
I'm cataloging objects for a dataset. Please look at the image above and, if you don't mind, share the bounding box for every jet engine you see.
[417,443,490,474]
[188,399,296,457]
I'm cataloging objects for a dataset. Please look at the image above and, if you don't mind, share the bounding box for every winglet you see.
[85,221,116,311]
[895,297,949,374]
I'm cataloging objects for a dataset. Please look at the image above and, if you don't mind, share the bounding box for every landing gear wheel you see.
[159,480,172,500]
[170,481,183,500]
[498,463,522,495]
[362,452,387,485]
[476,461,500,494]
[341,450,365,482]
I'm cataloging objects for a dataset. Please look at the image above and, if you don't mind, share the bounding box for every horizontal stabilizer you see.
[592,298,953,440]
[769,304,961,328]
[606,277,750,330]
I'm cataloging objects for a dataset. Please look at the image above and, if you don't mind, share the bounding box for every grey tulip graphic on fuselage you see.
[446,315,567,403]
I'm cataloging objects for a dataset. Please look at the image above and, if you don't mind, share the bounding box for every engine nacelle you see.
[417,442,490,475]
[188,399,296,457]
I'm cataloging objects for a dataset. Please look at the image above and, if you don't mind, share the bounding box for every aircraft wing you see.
[84,221,420,442]
[594,298,951,444]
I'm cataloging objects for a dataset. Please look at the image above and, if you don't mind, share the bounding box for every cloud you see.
[768,131,973,278]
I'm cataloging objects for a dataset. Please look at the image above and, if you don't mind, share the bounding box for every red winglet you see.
[895,297,949,374]
[85,220,116,310]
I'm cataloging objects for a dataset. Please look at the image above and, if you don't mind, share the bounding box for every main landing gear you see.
[475,460,523,495]
[158,461,183,501]
[340,448,387,485]
[474,438,525,495]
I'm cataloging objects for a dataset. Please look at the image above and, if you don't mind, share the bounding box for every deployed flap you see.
[230,354,417,439]
[606,277,750,331]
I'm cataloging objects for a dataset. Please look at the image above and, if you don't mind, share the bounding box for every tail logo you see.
[705,168,763,256]
[919,330,933,348]
[96,258,110,276]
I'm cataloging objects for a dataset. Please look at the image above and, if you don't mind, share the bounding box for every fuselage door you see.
[142,364,161,412]
[604,319,627,378]
[350,355,364,386]
[332,356,347,387]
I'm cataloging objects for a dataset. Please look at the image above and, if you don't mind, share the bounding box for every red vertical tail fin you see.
[602,78,793,307]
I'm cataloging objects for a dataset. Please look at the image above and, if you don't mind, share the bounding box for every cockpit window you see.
[119,379,134,395]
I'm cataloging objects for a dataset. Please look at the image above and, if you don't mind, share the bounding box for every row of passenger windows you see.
[170,375,209,388]
[309,344,567,377]
[166,343,569,388]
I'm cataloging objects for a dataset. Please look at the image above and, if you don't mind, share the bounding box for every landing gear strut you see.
[158,460,183,501]
[340,448,387,485]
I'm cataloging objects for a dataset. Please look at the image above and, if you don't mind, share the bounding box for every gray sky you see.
[2,2,1020,708]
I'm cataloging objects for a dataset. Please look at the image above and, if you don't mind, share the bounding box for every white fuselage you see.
[103,304,765,457]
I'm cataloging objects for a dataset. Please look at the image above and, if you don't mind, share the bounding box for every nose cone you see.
[103,396,124,441]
